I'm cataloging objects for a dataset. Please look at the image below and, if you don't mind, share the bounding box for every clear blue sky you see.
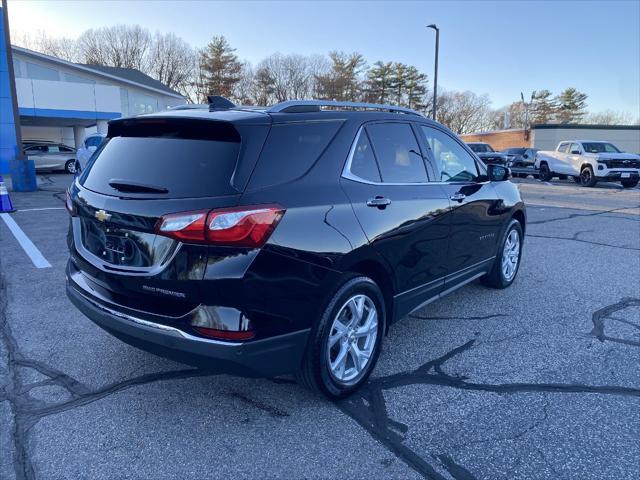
[7,0,640,116]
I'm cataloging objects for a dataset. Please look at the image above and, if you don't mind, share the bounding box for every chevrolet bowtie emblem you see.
[95,209,112,222]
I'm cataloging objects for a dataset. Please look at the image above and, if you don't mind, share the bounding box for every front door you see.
[340,122,450,317]
[419,125,505,286]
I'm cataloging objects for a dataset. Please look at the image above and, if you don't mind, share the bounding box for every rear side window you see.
[81,119,241,198]
[350,130,381,182]
[249,121,342,189]
[366,123,427,183]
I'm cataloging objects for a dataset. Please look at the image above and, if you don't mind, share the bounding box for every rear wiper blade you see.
[108,179,168,194]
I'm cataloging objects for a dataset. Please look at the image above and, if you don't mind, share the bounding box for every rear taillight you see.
[155,205,284,247]
[65,190,77,216]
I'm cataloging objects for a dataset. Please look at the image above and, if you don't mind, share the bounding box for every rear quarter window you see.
[248,121,343,189]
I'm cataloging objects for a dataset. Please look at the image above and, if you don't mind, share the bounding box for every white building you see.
[530,124,640,153]
[11,45,185,149]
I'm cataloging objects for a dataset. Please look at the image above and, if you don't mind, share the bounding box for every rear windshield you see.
[81,118,241,198]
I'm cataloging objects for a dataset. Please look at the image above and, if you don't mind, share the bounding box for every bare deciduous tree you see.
[583,109,634,125]
[147,32,195,96]
[436,90,493,134]
[78,25,151,70]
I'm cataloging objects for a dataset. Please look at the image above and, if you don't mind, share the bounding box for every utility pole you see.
[427,24,439,121]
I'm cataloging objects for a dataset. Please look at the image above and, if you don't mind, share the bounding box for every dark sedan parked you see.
[466,142,509,165]
[66,99,526,398]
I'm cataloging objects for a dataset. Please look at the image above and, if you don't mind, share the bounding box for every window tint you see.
[59,145,74,153]
[366,123,427,183]
[569,143,581,154]
[421,126,479,182]
[249,121,342,189]
[81,119,241,198]
[349,130,381,182]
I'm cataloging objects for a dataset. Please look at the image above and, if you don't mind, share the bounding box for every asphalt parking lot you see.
[1,174,639,480]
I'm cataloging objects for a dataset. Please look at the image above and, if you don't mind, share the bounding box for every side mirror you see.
[487,164,511,182]
[570,150,580,155]
[523,154,529,159]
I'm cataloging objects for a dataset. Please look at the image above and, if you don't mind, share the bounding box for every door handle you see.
[366,196,391,208]
[450,192,466,202]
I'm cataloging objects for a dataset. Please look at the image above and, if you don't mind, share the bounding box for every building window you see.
[12,58,23,77]
[26,62,60,81]
[130,92,158,114]
[120,88,129,116]
[64,73,95,84]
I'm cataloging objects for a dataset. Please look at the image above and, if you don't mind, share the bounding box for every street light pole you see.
[427,24,439,122]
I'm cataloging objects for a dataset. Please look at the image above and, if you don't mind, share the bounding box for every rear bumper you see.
[66,262,310,377]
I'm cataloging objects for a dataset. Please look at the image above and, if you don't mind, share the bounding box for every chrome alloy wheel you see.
[501,229,520,281]
[327,294,378,384]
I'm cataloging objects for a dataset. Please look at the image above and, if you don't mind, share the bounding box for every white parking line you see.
[0,213,52,268]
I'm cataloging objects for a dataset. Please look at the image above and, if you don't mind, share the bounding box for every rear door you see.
[419,125,505,286]
[340,121,450,315]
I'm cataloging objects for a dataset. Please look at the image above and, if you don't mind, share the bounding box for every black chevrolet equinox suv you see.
[66,99,526,398]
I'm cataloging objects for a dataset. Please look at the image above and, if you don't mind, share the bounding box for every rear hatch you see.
[70,116,256,313]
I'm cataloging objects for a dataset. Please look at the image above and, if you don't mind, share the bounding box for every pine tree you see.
[555,87,588,124]
[531,89,558,124]
[365,61,394,104]
[404,66,428,110]
[392,63,408,105]
[199,36,242,98]
[315,51,366,101]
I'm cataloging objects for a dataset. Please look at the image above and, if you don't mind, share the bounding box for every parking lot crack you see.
[526,233,640,251]
[527,206,640,226]
[337,337,639,479]
[590,298,640,348]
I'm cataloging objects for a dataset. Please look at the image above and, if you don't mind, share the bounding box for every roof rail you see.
[267,100,423,116]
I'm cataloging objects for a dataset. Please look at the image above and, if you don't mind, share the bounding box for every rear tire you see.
[538,163,552,181]
[296,275,386,399]
[621,179,639,188]
[64,159,77,174]
[482,219,523,289]
[580,165,598,187]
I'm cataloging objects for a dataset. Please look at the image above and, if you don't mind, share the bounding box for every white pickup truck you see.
[535,140,640,188]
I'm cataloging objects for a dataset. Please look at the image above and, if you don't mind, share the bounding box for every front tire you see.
[482,219,523,289]
[65,159,77,174]
[580,165,598,187]
[296,276,385,398]
[538,163,552,181]
[621,179,639,188]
